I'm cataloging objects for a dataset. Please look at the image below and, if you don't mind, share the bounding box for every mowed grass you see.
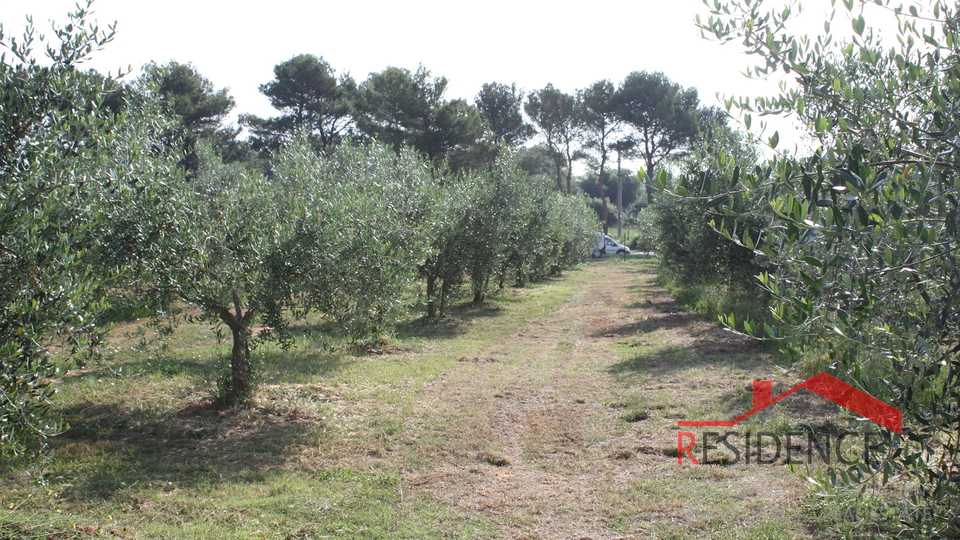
[0,258,871,538]
[0,272,586,539]
[593,261,898,539]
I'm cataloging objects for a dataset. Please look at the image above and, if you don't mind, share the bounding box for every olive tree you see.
[270,139,436,339]
[144,138,436,406]
[419,178,477,317]
[420,157,596,317]
[461,163,532,304]
[141,144,289,406]
[499,173,598,287]
[0,3,185,454]
[552,193,602,271]
[682,0,960,535]
[416,166,518,311]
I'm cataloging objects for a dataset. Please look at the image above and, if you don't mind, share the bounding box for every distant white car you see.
[593,232,630,257]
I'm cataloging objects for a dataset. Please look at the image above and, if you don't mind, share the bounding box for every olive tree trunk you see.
[217,289,254,407]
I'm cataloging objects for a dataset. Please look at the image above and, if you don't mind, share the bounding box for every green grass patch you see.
[1,468,492,539]
[601,471,807,539]
[656,269,770,330]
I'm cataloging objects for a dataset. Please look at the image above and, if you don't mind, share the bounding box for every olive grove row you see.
[0,7,597,455]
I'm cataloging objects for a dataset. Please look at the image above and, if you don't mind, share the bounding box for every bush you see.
[646,184,771,323]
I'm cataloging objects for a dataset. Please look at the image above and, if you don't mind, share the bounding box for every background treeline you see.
[139,52,730,239]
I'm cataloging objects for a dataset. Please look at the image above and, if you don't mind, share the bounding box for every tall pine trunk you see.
[598,149,608,234]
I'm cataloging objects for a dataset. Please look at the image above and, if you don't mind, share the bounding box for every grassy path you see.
[393,260,819,539]
[0,258,836,539]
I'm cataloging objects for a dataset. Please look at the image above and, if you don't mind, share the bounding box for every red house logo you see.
[678,372,902,434]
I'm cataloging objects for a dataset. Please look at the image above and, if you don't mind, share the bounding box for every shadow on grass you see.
[609,346,704,375]
[59,343,352,389]
[609,339,767,378]
[396,288,532,341]
[623,275,687,310]
[598,268,763,359]
[57,355,213,385]
[600,309,704,338]
[609,346,845,431]
[608,347,765,426]
[48,397,325,501]
[259,345,351,383]
[40,343,351,503]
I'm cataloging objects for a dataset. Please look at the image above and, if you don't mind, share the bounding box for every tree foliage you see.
[616,71,700,203]
[580,79,621,232]
[685,0,960,534]
[524,84,583,193]
[140,61,236,140]
[240,54,355,156]
[579,169,642,227]
[271,140,436,339]
[475,82,534,147]
[499,173,599,287]
[355,66,488,170]
[0,3,185,455]
[516,144,558,179]
[138,60,239,172]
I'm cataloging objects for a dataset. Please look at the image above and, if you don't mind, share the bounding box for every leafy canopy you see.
[0,1,184,455]
[681,0,960,535]
[241,54,356,155]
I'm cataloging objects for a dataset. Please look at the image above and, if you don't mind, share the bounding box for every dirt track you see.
[397,261,810,539]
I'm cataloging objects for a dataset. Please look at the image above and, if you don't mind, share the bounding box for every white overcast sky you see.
[2,0,868,151]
